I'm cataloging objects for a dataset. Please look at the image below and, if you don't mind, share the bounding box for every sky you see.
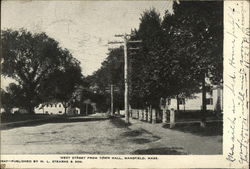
[1,0,173,88]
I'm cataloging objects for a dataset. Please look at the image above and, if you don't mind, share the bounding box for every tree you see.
[87,47,124,112]
[1,89,12,113]
[1,83,28,113]
[1,29,83,113]
[39,52,83,113]
[91,47,124,90]
[130,8,166,109]
[168,1,223,119]
[161,9,201,109]
[130,1,223,117]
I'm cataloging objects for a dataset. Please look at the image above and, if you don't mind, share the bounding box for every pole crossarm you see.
[108,47,124,52]
[128,40,142,43]
[129,47,140,50]
[129,53,137,56]
[108,41,124,44]
[114,34,124,37]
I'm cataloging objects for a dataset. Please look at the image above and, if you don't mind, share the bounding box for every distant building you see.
[66,106,81,115]
[1,108,6,114]
[91,103,97,112]
[34,102,80,115]
[168,85,223,112]
[11,108,29,114]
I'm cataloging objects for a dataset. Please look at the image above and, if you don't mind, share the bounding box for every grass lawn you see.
[0,113,52,123]
[163,121,223,136]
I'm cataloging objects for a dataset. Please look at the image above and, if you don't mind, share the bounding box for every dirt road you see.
[1,116,222,154]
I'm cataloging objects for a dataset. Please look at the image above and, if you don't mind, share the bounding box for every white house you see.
[168,85,223,112]
[66,106,81,115]
[34,102,80,115]
[11,108,29,114]
[1,108,6,114]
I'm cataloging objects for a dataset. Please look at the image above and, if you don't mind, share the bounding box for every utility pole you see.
[108,34,141,124]
[110,84,114,116]
[123,35,129,123]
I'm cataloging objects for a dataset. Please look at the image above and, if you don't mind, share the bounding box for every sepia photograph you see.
[1,0,223,156]
[0,0,249,168]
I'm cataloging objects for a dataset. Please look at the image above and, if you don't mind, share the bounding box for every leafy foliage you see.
[86,47,125,111]
[87,2,223,111]
[1,29,83,113]
[130,2,223,109]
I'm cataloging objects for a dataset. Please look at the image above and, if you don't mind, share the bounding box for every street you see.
[1,114,222,155]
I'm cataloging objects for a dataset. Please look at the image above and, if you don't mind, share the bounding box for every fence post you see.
[152,109,157,124]
[147,106,152,122]
[144,108,148,121]
[131,109,134,119]
[139,110,142,120]
[162,108,168,123]
[170,108,175,128]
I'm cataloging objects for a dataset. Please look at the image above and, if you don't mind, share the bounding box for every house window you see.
[179,98,185,105]
[45,111,48,114]
[206,98,213,105]
[207,89,213,96]
[167,99,171,105]
[59,111,62,113]
[59,104,61,107]
[55,104,57,107]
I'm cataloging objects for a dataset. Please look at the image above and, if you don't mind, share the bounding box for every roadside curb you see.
[0,115,110,130]
[0,116,62,129]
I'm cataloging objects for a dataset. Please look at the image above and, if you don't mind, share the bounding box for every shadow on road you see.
[110,117,162,146]
[109,117,131,128]
[163,121,223,136]
[120,130,143,137]
[132,147,187,155]
[129,138,152,144]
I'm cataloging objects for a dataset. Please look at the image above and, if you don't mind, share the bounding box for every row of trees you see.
[1,29,83,114]
[87,1,223,114]
[85,47,125,112]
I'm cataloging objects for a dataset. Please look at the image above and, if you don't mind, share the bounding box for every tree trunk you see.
[5,107,12,114]
[201,73,207,127]
[61,102,67,115]
[64,107,67,115]
[27,104,35,114]
[176,95,180,112]
[162,106,167,123]
[28,107,35,114]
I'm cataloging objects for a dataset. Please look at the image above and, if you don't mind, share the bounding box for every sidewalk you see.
[125,118,222,155]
